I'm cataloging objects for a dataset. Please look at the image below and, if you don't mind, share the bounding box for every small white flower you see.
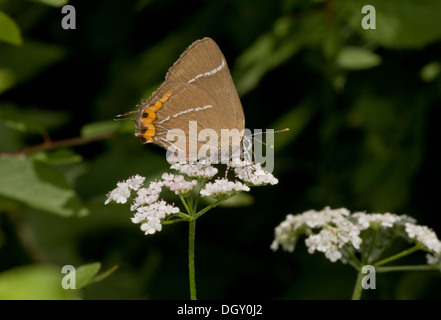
[148,181,164,194]
[161,173,175,182]
[352,212,413,230]
[426,254,440,265]
[141,218,163,235]
[200,178,250,198]
[130,180,163,211]
[126,174,145,191]
[105,182,131,204]
[272,207,361,262]
[405,223,441,254]
[232,160,278,186]
[105,175,148,205]
[171,160,218,179]
[131,200,180,235]
[162,173,197,195]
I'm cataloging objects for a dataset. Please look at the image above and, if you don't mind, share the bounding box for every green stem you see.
[369,233,398,262]
[376,265,441,273]
[364,228,378,264]
[351,270,364,300]
[373,245,421,267]
[343,245,363,270]
[180,195,192,214]
[175,212,190,219]
[195,199,222,219]
[188,217,197,300]
[162,218,188,225]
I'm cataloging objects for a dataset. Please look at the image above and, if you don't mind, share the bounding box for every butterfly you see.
[118,38,245,163]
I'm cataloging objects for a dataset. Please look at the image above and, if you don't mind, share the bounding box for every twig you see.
[1,131,116,157]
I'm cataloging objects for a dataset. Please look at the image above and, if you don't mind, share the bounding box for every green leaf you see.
[80,120,121,138]
[88,264,119,286]
[0,11,22,46]
[0,265,68,300]
[336,46,382,70]
[74,263,101,290]
[28,0,69,7]
[0,157,88,216]
[75,263,118,290]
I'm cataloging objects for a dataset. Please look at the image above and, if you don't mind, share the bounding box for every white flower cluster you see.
[352,212,414,230]
[426,253,441,266]
[405,223,441,254]
[171,160,218,179]
[271,207,441,264]
[162,173,197,195]
[105,159,278,235]
[132,200,179,235]
[105,175,179,235]
[271,207,361,262]
[105,174,145,205]
[131,181,163,211]
[200,178,250,199]
[231,160,278,186]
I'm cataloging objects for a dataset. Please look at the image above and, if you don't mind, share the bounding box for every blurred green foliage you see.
[0,0,440,299]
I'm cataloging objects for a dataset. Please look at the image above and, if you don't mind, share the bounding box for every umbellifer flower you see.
[271,207,441,265]
[105,159,278,235]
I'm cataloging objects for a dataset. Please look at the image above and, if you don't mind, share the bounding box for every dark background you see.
[0,0,440,299]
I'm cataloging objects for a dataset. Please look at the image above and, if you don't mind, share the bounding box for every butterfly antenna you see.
[250,128,289,148]
[114,110,138,121]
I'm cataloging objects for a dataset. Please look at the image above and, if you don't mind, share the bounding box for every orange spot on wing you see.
[142,108,157,122]
[160,93,172,103]
[150,101,162,112]
[144,123,156,136]
[137,93,171,142]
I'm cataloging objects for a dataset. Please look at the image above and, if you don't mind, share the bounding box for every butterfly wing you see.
[166,38,245,131]
[135,38,245,161]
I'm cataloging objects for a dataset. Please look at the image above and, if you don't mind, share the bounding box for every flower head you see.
[131,200,180,235]
[271,207,361,261]
[200,178,250,199]
[171,160,218,180]
[162,173,197,195]
[405,223,441,254]
[231,160,278,186]
[272,207,441,265]
[352,212,414,230]
[106,158,278,236]
[105,175,147,205]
